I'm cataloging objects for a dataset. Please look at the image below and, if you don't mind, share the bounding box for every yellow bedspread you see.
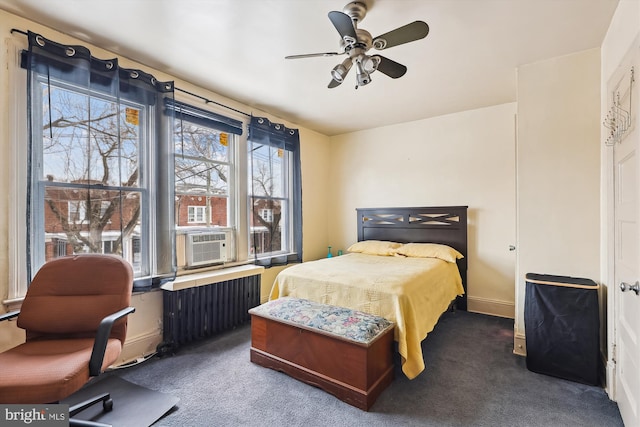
[269,253,464,379]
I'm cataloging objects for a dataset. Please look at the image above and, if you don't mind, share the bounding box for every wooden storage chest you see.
[249,297,395,411]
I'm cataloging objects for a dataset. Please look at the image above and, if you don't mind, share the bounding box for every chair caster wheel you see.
[103,397,113,412]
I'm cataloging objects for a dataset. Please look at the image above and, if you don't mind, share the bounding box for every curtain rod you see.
[10,28,251,119]
[175,87,250,118]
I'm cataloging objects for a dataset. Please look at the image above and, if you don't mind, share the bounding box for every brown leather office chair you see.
[0,254,135,426]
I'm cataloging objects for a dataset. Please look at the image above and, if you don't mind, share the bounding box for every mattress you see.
[269,252,464,379]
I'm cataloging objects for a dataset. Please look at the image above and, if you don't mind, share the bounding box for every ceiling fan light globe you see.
[362,55,380,73]
[331,57,353,82]
[331,66,346,82]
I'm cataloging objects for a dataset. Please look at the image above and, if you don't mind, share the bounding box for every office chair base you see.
[69,392,113,427]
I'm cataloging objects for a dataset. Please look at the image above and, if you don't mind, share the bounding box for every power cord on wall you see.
[106,351,158,371]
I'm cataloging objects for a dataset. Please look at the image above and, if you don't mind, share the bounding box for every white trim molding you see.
[4,35,28,302]
[467,295,515,319]
[513,331,527,356]
[161,264,264,291]
[117,329,163,367]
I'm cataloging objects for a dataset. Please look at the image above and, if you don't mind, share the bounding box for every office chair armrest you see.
[89,306,136,376]
[0,311,20,322]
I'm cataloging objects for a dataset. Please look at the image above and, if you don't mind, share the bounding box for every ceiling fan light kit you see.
[331,57,353,83]
[285,1,429,89]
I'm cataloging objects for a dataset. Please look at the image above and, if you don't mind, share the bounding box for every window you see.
[67,200,110,224]
[18,32,301,295]
[258,208,273,223]
[33,81,146,268]
[171,99,242,266]
[53,238,67,257]
[174,103,236,230]
[187,206,208,223]
[67,201,86,225]
[25,31,175,287]
[248,116,302,266]
[103,240,116,254]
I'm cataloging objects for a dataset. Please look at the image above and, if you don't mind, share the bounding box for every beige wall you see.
[0,10,331,358]
[514,48,601,354]
[328,103,518,318]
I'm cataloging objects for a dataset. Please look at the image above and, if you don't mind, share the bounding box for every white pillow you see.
[347,240,403,256]
[395,243,463,263]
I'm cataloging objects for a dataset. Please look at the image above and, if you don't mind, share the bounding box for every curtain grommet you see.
[65,47,75,57]
[35,35,45,47]
[106,61,114,70]
[130,71,139,79]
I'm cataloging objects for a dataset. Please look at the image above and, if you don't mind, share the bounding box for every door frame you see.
[604,38,640,402]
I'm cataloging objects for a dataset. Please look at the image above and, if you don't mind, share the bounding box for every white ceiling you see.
[0,0,619,136]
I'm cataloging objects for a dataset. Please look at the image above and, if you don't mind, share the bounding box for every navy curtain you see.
[248,116,302,266]
[24,31,176,287]
[165,99,243,135]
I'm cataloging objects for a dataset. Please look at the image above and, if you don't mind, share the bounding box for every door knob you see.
[620,281,640,295]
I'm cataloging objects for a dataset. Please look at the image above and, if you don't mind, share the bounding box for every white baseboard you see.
[467,296,515,319]
[513,331,527,356]
[116,330,163,366]
[605,357,616,400]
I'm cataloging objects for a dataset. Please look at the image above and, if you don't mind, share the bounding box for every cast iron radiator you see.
[160,274,261,352]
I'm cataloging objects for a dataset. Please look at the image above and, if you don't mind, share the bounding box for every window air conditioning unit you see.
[185,231,229,267]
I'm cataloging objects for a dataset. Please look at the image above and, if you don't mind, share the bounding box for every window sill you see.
[2,297,24,312]
[160,264,265,292]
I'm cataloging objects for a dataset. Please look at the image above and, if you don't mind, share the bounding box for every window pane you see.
[250,144,285,198]
[43,185,143,273]
[175,158,229,196]
[175,120,228,162]
[250,198,287,255]
[41,84,140,188]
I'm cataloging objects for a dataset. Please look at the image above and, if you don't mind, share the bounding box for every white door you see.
[613,56,640,427]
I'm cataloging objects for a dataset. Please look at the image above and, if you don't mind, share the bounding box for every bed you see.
[268,206,468,380]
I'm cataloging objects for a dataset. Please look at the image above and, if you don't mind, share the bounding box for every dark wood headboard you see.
[356,206,468,311]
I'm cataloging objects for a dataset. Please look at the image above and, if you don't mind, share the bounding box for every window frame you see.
[249,149,294,258]
[28,74,152,279]
[6,36,28,304]
[172,96,249,267]
[247,116,302,266]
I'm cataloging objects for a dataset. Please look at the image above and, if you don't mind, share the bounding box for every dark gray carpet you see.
[114,311,623,426]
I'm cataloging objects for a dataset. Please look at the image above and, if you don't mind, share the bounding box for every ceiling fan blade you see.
[374,55,407,79]
[328,11,357,43]
[328,78,343,88]
[285,52,341,59]
[373,21,429,50]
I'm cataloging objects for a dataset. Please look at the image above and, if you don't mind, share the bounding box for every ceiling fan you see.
[285,1,429,89]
